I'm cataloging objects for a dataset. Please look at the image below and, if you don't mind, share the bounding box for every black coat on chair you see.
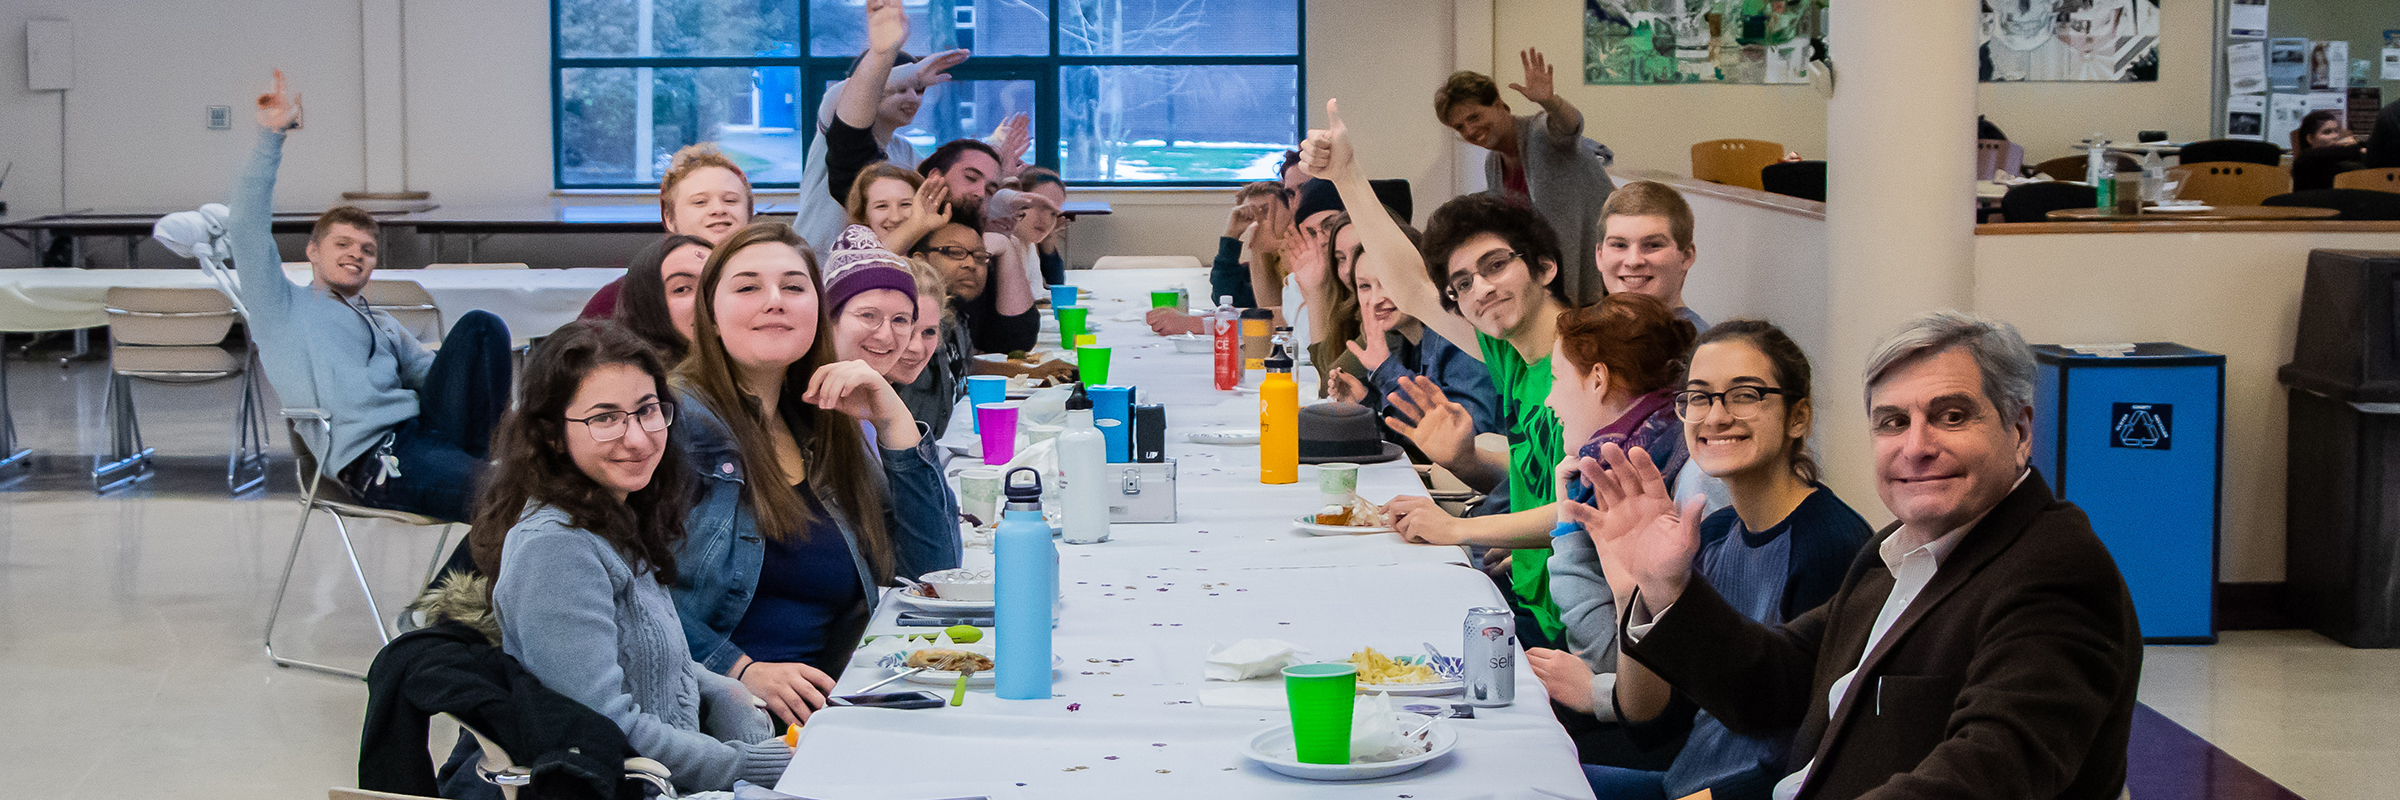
[2264,189,2400,221]
[1761,160,1827,202]
[2177,138,2284,167]
[2000,182,2098,223]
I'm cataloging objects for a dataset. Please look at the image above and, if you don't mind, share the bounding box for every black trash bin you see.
[2277,249,2400,648]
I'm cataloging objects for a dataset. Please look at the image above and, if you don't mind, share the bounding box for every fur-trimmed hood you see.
[405,570,500,645]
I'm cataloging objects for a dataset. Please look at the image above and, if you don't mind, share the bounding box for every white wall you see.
[0,0,1469,270]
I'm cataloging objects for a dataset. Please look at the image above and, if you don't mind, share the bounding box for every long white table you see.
[774,269,1593,800]
[0,265,620,339]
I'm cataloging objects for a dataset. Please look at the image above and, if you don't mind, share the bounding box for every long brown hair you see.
[614,234,712,364]
[1318,213,1361,350]
[675,221,893,580]
[469,321,690,582]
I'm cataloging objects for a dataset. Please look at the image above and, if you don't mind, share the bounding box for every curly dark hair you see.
[469,321,690,583]
[1418,193,1568,313]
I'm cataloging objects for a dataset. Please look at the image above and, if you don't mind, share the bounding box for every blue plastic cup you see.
[966,375,1009,432]
[1049,285,1079,308]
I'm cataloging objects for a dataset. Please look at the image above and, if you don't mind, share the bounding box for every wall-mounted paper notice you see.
[2228,42,2267,95]
[2227,94,2266,141]
[2230,0,2268,39]
[2269,38,2309,91]
[2268,93,2311,147]
[2384,48,2400,81]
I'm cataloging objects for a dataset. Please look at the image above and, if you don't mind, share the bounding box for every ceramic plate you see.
[891,585,996,612]
[1355,653,1463,696]
[1292,514,1395,536]
[1240,712,1457,781]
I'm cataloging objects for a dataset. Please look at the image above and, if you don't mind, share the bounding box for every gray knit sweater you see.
[1482,111,1617,305]
[494,504,790,792]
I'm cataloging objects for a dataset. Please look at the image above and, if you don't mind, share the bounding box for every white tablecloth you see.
[775,269,1594,800]
[0,266,620,339]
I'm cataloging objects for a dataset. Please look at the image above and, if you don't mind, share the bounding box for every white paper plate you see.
[2146,204,2215,213]
[1293,513,1395,536]
[1358,679,1463,696]
[1241,712,1457,781]
[1188,429,1260,445]
[878,644,1063,687]
[892,585,996,611]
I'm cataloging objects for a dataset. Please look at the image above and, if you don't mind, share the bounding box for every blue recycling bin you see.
[2033,343,2223,643]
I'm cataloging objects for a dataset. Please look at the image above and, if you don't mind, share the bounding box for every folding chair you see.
[262,412,458,679]
[0,346,30,480]
[366,279,445,349]
[92,286,269,494]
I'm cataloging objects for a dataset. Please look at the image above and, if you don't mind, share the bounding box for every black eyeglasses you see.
[1672,387,1796,423]
[566,401,675,442]
[925,245,994,265]
[1444,250,1523,299]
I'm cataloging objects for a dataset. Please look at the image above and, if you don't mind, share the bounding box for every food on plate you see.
[1313,498,1390,528]
[906,648,995,672]
[1349,647,1440,685]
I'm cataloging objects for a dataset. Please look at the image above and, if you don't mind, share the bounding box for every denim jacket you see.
[667,388,960,674]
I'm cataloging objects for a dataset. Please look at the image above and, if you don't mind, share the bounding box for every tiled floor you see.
[3,353,2394,800]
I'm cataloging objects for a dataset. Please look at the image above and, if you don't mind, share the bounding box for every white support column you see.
[1818,0,1980,518]
[1450,0,1494,195]
[634,0,656,183]
[360,0,407,192]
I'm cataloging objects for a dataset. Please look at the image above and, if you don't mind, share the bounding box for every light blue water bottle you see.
[994,467,1056,700]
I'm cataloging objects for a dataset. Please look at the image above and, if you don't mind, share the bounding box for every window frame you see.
[549,0,1307,190]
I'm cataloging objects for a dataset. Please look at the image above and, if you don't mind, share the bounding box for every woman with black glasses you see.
[1529,317,1873,800]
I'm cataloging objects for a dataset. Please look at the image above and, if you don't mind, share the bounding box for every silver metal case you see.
[1105,458,1177,523]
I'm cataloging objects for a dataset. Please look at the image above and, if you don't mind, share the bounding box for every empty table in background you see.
[2044,206,2341,222]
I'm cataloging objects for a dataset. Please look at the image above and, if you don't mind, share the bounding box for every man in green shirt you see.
[1307,99,1576,644]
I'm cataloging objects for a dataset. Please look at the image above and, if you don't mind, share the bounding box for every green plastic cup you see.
[1056,306,1089,341]
[1077,345,1113,385]
[1149,290,1182,309]
[1283,662,1358,765]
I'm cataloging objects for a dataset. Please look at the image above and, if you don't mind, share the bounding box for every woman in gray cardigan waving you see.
[466,322,791,793]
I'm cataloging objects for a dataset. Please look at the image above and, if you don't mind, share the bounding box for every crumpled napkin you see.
[1204,639,1309,682]
[1348,691,1430,763]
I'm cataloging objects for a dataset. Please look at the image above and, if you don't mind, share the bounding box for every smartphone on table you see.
[829,690,947,710]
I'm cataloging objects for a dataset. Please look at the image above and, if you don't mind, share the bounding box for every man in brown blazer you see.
[1566,310,2142,800]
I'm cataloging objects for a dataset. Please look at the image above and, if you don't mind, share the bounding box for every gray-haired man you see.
[1566,310,2142,800]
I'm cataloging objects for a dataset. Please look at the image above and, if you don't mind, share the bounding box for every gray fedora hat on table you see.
[1297,401,1405,465]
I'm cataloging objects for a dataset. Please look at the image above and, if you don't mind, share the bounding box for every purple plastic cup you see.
[975,402,1021,464]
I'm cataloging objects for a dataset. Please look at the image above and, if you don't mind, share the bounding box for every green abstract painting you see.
[1583,0,1828,85]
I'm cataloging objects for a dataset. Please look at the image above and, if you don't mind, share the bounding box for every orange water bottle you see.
[1259,339,1298,484]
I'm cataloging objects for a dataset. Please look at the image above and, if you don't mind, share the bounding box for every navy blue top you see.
[1629,484,1875,798]
[728,484,865,670]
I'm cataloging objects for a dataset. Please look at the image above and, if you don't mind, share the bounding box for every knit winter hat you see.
[822,224,919,312]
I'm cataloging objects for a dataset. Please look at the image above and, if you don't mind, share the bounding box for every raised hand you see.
[912,48,971,89]
[1280,221,1326,292]
[1384,375,1475,469]
[865,0,908,55]
[1345,297,1392,370]
[1299,98,1357,184]
[1224,201,1260,238]
[1508,48,1557,106]
[885,179,952,251]
[1250,192,1293,259]
[1012,190,1060,245]
[255,69,304,132]
[1557,443,1704,609]
[992,113,1032,176]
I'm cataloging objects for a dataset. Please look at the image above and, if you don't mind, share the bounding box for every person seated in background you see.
[1015,167,1072,286]
[464,322,791,796]
[611,234,714,363]
[669,222,959,727]
[821,226,922,377]
[794,46,970,250]
[1437,48,1616,304]
[1597,181,1708,330]
[2369,97,2400,169]
[1532,320,1873,798]
[583,144,756,319]
[1576,311,2141,800]
[1323,215,1503,446]
[825,0,1023,224]
[1308,98,1577,646]
[1270,178,1416,368]
[890,257,961,437]
[228,71,511,529]
[983,186,1060,297]
[910,220,1076,382]
[1159,181,1284,330]
[2291,109,2370,192]
[846,162,953,254]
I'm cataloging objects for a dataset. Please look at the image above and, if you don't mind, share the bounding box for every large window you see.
[552,0,1305,189]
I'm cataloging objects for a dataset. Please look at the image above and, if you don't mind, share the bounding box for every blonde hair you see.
[845,163,926,226]
[657,143,754,222]
[906,255,953,324]
[1598,180,1696,252]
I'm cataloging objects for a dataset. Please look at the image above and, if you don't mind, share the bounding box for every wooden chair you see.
[1976,139,2026,179]
[2032,154,2138,181]
[2170,162,2290,207]
[2333,168,2400,194]
[1690,139,1786,191]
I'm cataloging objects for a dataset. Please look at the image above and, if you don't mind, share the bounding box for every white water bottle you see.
[1058,384,1113,545]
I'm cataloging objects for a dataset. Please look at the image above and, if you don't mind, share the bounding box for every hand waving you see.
[992,113,1032,177]
[255,69,304,132]
[1299,99,1358,184]
[1508,48,1557,106]
[865,0,909,55]
[912,48,971,89]
[1345,297,1393,371]
[1558,443,1704,609]
[1384,375,1475,469]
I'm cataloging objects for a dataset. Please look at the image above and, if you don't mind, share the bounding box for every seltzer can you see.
[1462,606,1516,707]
